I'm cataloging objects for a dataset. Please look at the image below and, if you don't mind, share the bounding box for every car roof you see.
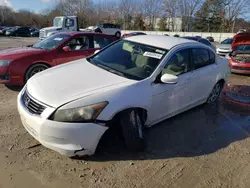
[55,31,112,37]
[124,35,198,49]
[182,36,198,41]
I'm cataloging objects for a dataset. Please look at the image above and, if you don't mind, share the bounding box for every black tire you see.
[120,109,145,151]
[115,32,121,38]
[25,64,49,82]
[206,82,223,103]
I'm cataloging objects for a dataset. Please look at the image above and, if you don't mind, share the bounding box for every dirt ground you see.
[1,37,250,188]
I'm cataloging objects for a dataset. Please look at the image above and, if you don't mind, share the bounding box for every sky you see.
[0,0,57,13]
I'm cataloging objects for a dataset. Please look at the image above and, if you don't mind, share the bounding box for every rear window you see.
[235,45,250,51]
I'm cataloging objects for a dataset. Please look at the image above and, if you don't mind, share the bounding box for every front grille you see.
[22,90,46,115]
[219,48,230,50]
[0,74,9,80]
[232,66,250,70]
[218,51,229,53]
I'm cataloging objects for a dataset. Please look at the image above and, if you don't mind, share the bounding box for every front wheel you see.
[120,109,145,151]
[25,64,49,82]
[207,82,223,103]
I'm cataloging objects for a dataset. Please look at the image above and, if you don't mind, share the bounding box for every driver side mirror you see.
[62,46,71,52]
[161,73,178,84]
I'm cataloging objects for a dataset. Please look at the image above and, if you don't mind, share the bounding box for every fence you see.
[121,30,235,42]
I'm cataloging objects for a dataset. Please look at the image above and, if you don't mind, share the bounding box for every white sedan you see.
[17,35,230,157]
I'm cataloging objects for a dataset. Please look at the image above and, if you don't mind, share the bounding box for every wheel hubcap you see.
[210,84,221,102]
[29,67,46,78]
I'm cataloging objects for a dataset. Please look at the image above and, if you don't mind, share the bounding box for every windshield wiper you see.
[96,63,127,78]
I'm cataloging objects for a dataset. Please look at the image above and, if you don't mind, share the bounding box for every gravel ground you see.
[1,37,250,188]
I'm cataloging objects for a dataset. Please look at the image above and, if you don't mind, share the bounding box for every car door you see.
[189,48,218,105]
[149,48,194,124]
[101,24,108,34]
[56,35,95,65]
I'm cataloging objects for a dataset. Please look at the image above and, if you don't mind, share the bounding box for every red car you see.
[0,32,117,86]
[228,32,250,74]
[222,84,250,115]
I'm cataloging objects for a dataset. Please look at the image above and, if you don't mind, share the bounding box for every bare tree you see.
[222,0,250,32]
[141,0,163,30]
[162,0,179,31]
[179,0,203,31]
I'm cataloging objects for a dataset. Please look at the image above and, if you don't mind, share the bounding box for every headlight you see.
[0,60,11,67]
[50,102,108,122]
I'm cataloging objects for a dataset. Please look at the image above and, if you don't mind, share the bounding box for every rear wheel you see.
[115,32,121,38]
[95,28,102,33]
[120,109,145,151]
[25,64,49,82]
[207,82,223,103]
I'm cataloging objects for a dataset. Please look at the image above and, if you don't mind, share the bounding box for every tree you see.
[133,14,146,30]
[141,0,163,30]
[193,0,224,32]
[158,17,167,31]
[222,0,250,32]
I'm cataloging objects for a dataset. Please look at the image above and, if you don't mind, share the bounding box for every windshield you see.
[235,45,250,51]
[87,40,168,80]
[33,33,70,50]
[53,17,63,27]
[221,38,233,44]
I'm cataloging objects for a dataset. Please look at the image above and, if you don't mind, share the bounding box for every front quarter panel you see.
[58,81,152,122]
[8,52,53,84]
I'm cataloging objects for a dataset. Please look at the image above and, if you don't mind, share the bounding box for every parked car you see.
[0,26,5,35]
[173,34,180,37]
[216,38,233,56]
[0,27,13,35]
[0,32,117,86]
[206,36,214,42]
[17,35,229,157]
[222,84,250,115]
[227,32,250,74]
[182,36,216,52]
[5,26,31,37]
[30,28,39,37]
[122,32,146,38]
[237,29,247,34]
[93,23,121,38]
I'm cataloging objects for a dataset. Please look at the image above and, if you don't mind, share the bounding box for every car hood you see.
[217,44,231,50]
[27,59,133,107]
[40,26,61,32]
[232,33,250,50]
[0,47,43,59]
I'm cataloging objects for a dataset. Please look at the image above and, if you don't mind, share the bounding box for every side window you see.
[65,18,74,27]
[162,49,191,76]
[209,50,215,64]
[66,36,89,51]
[192,48,210,69]
[93,36,112,48]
